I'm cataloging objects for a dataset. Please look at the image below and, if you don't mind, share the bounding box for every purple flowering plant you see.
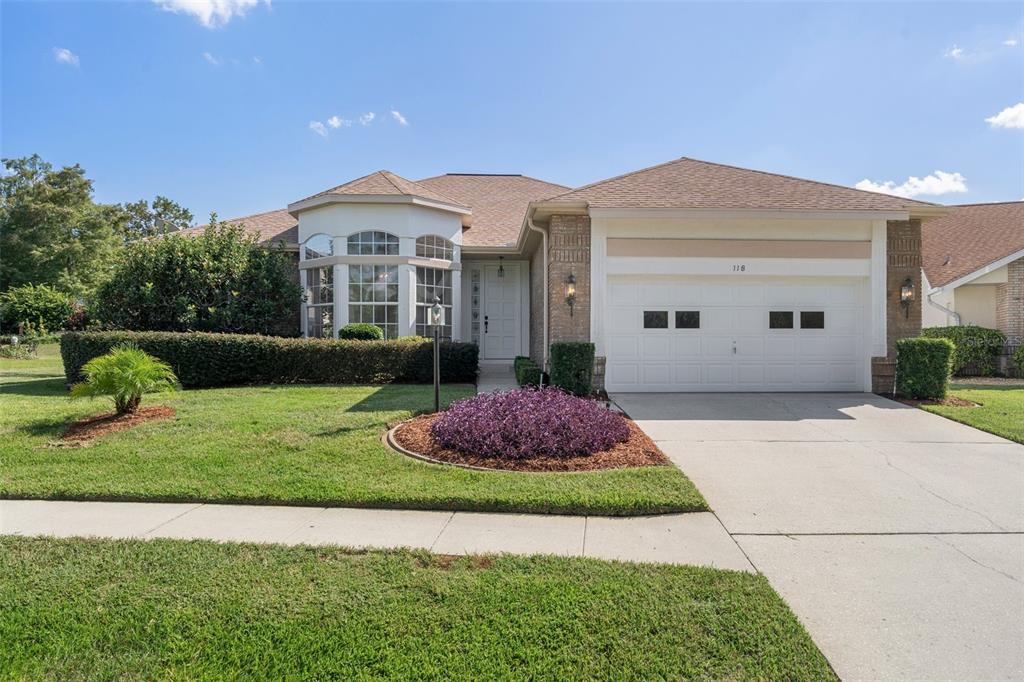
[430,387,630,459]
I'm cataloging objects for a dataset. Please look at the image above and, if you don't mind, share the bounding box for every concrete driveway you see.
[614,392,1024,681]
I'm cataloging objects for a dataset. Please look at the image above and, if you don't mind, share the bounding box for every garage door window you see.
[675,311,700,329]
[769,311,794,329]
[643,311,668,329]
[800,311,825,329]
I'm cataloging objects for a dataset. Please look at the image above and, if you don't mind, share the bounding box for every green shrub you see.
[339,323,384,341]
[92,219,301,336]
[514,356,542,387]
[921,325,1006,376]
[1013,345,1024,377]
[549,342,595,396]
[0,284,74,334]
[896,337,954,400]
[70,343,180,414]
[61,331,478,388]
[0,344,36,359]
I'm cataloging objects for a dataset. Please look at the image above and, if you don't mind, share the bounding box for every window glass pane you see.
[675,311,700,329]
[306,305,333,338]
[643,311,668,329]
[303,234,333,260]
[415,235,453,260]
[769,311,794,329]
[347,231,399,255]
[800,311,825,329]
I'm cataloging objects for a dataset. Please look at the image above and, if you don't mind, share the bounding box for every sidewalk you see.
[0,500,752,571]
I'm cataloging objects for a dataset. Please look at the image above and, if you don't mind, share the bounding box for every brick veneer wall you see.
[995,257,1023,345]
[547,215,591,345]
[871,219,923,393]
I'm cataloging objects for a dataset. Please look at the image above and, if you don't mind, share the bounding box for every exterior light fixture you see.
[565,273,577,317]
[497,256,505,278]
[900,277,915,318]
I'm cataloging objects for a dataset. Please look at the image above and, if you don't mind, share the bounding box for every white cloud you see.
[985,102,1024,129]
[1005,38,1019,47]
[309,121,328,138]
[390,109,408,126]
[253,56,262,64]
[944,44,965,59]
[53,47,79,67]
[327,116,351,129]
[855,171,968,198]
[359,112,375,126]
[153,0,270,28]
[202,51,222,66]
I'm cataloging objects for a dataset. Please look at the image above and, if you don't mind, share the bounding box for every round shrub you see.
[339,323,384,340]
[0,284,74,334]
[430,387,630,459]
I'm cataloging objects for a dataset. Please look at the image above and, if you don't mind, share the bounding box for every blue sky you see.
[3,1,1022,222]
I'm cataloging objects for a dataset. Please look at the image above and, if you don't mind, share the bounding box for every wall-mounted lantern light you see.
[497,256,505,278]
[900,277,915,318]
[565,273,577,317]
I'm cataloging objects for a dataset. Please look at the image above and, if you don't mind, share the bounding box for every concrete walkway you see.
[0,500,753,571]
[476,363,516,392]
[615,391,1024,682]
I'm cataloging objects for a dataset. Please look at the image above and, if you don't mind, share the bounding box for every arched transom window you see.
[415,234,454,260]
[347,231,399,255]
[303,233,333,260]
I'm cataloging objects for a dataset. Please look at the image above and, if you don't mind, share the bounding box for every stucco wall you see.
[953,285,999,328]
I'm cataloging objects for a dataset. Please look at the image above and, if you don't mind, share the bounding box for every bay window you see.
[415,267,452,340]
[348,264,399,339]
[306,266,334,338]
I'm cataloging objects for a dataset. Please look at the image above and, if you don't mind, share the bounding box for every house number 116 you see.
[732,264,746,272]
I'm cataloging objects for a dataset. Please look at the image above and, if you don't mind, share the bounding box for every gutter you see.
[925,290,961,326]
[527,217,549,370]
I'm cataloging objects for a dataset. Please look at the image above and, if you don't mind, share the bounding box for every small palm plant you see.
[70,343,180,415]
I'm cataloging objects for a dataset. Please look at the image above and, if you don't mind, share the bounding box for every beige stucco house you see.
[204,157,950,393]
[922,201,1024,346]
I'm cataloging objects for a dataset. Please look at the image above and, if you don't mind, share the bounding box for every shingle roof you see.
[544,157,939,212]
[181,208,298,248]
[416,174,570,248]
[298,170,469,209]
[922,201,1024,288]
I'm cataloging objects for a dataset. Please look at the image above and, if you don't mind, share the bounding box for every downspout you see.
[926,290,961,326]
[527,217,549,370]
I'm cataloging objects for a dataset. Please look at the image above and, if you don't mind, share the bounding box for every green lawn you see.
[0,346,705,515]
[0,536,834,680]
[922,384,1024,444]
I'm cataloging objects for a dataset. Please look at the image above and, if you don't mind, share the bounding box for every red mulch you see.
[896,396,978,408]
[391,413,670,472]
[58,405,176,446]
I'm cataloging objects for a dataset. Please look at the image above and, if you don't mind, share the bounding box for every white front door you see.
[482,263,522,360]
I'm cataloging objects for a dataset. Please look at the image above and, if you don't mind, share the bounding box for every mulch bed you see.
[391,413,670,472]
[57,406,176,447]
[896,396,978,408]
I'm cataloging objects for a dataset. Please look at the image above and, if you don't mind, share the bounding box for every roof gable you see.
[922,201,1024,288]
[545,157,939,213]
[297,170,469,209]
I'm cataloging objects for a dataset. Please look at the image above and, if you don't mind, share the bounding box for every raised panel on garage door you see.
[604,275,867,392]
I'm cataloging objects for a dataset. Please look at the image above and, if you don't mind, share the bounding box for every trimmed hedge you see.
[1014,346,1024,377]
[61,331,478,388]
[921,325,1005,376]
[339,323,384,341]
[896,337,954,400]
[513,356,542,387]
[549,342,595,396]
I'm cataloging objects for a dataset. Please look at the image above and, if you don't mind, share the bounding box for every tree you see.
[119,195,194,241]
[0,155,123,298]
[93,217,301,335]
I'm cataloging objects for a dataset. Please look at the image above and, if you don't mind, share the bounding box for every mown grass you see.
[922,384,1024,444]
[0,346,706,515]
[0,536,835,680]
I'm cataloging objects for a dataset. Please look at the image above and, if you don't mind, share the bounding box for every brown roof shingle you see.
[416,174,570,248]
[545,157,939,212]
[181,208,298,248]
[922,201,1024,288]
[298,170,469,209]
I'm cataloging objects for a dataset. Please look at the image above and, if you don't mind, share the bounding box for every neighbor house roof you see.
[180,208,298,248]
[543,157,940,213]
[416,174,570,248]
[922,201,1024,289]
[296,170,470,210]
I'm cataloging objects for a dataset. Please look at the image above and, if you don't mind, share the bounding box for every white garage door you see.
[605,276,867,392]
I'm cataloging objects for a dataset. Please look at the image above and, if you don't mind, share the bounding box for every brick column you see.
[547,215,591,344]
[871,219,922,393]
[995,258,1023,345]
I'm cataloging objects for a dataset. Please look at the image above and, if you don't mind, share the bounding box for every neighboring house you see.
[921,201,1024,345]
[206,157,948,392]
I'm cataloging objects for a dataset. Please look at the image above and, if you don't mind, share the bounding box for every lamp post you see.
[430,296,443,413]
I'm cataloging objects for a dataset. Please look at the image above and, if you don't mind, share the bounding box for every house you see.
[211,157,948,392]
[921,201,1024,346]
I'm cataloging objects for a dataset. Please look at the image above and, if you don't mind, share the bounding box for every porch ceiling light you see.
[900,277,915,318]
[566,273,577,317]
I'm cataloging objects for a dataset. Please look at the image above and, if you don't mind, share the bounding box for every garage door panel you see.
[604,275,867,392]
